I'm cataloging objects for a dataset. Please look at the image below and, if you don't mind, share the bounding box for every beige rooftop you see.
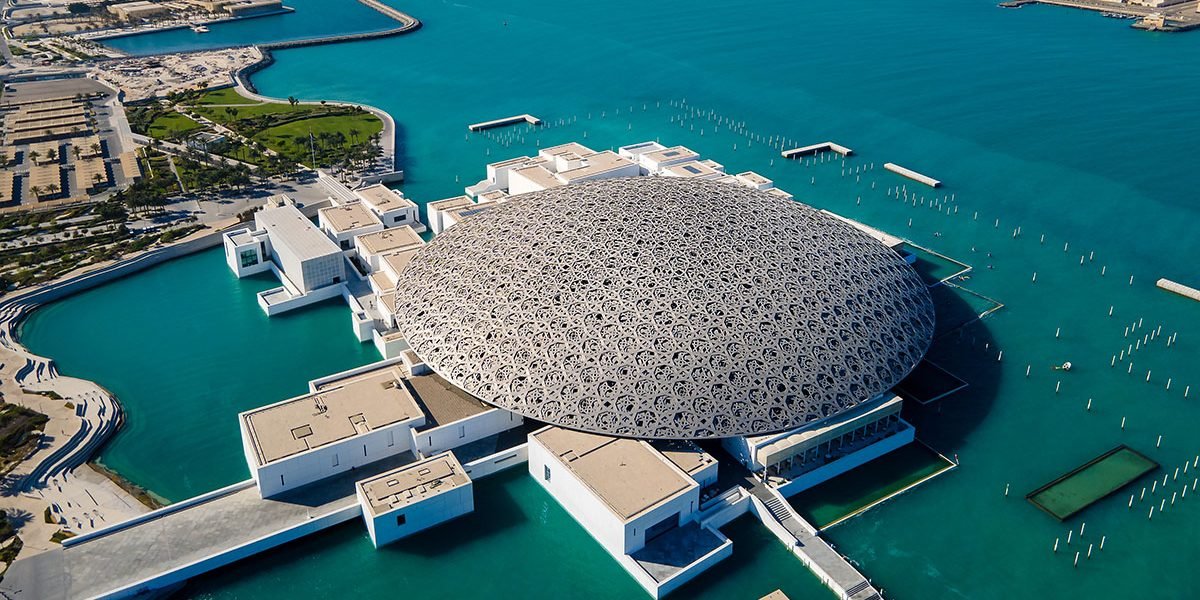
[556,151,635,183]
[356,184,414,212]
[358,452,470,516]
[320,202,381,234]
[642,146,698,165]
[355,226,423,256]
[242,367,424,465]
[427,195,474,212]
[533,427,694,521]
[651,440,716,478]
[381,248,420,277]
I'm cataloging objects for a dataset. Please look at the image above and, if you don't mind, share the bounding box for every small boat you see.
[191,24,210,33]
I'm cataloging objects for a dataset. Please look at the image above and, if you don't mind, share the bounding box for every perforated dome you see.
[393,177,934,439]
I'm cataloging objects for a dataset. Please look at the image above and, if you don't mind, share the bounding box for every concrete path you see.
[0,453,416,599]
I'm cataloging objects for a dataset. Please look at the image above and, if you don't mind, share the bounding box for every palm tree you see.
[287,96,298,108]
[72,146,82,160]
[91,142,102,156]
[47,183,60,196]
[30,186,42,199]
[93,173,105,187]
[28,150,40,164]
[47,149,58,162]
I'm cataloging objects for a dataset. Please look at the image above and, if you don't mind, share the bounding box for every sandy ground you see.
[93,47,264,102]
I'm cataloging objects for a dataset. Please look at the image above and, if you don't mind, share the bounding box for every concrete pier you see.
[1157,278,1200,302]
[781,142,853,158]
[884,162,941,188]
[747,484,881,600]
[468,114,542,132]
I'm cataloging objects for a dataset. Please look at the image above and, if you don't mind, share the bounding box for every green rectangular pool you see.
[1027,445,1158,521]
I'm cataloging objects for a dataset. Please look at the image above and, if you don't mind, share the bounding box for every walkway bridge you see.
[0,454,417,600]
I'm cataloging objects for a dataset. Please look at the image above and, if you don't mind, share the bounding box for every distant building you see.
[108,1,170,20]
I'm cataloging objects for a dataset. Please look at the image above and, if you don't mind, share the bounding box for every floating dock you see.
[884,162,941,188]
[467,114,542,132]
[1157,278,1200,302]
[781,142,852,158]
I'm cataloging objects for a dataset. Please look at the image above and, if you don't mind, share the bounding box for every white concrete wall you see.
[775,423,915,499]
[410,408,523,458]
[256,281,345,316]
[654,528,733,598]
[691,460,720,489]
[222,229,270,278]
[361,480,473,548]
[248,418,421,498]
[463,443,528,479]
[528,437,698,556]
[528,435,628,556]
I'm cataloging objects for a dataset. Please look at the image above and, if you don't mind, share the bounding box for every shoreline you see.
[0,220,243,558]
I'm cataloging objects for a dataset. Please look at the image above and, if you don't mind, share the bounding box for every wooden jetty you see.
[1157,278,1200,302]
[781,141,852,158]
[884,162,941,188]
[468,114,542,132]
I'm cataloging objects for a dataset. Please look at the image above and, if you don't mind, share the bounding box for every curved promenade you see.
[0,224,242,553]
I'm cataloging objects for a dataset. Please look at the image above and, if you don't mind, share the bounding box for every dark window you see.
[544,465,551,481]
[396,514,406,526]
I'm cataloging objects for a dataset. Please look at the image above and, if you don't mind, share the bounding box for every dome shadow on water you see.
[901,285,1003,453]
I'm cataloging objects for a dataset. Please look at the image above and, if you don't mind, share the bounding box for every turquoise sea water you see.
[23,0,1200,597]
[21,248,379,501]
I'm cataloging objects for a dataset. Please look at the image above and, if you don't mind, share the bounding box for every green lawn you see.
[192,87,257,106]
[252,112,383,165]
[1028,446,1158,520]
[146,111,205,140]
[788,443,954,529]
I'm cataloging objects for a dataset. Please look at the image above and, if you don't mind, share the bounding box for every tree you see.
[30,186,42,198]
[287,96,298,108]
[46,149,58,162]
[72,146,82,160]
[90,142,101,156]
[28,150,40,164]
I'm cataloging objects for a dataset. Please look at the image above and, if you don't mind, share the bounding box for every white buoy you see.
[1157,435,1162,448]
[1067,530,1073,544]
[1073,552,1080,568]
[1026,365,1032,377]
[1054,538,1059,552]
[1121,417,1127,430]
[1005,484,1010,497]
[1099,536,1105,550]
[1087,543,1093,559]
[1086,398,1092,411]
[1056,381,1061,394]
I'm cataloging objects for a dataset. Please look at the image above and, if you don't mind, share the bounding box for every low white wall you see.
[257,282,345,316]
[307,356,406,392]
[108,500,361,599]
[410,408,523,458]
[775,424,914,499]
[463,443,528,479]
[63,480,257,548]
[655,528,734,598]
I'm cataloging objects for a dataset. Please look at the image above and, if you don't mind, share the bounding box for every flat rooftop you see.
[356,184,415,212]
[403,373,490,429]
[651,440,716,478]
[381,248,420,277]
[538,142,594,160]
[320,202,381,234]
[242,367,423,465]
[357,452,470,516]
[355,226,423,256]
[642,145,698,165]
[427,195,474,212]
[256,202,342,262]
[533,427,694,521]
[511,164,563,191]
[556,151,635,183]
[662,160,721,179]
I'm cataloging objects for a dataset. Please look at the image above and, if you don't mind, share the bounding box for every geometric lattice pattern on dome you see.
[393,177,935,439]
